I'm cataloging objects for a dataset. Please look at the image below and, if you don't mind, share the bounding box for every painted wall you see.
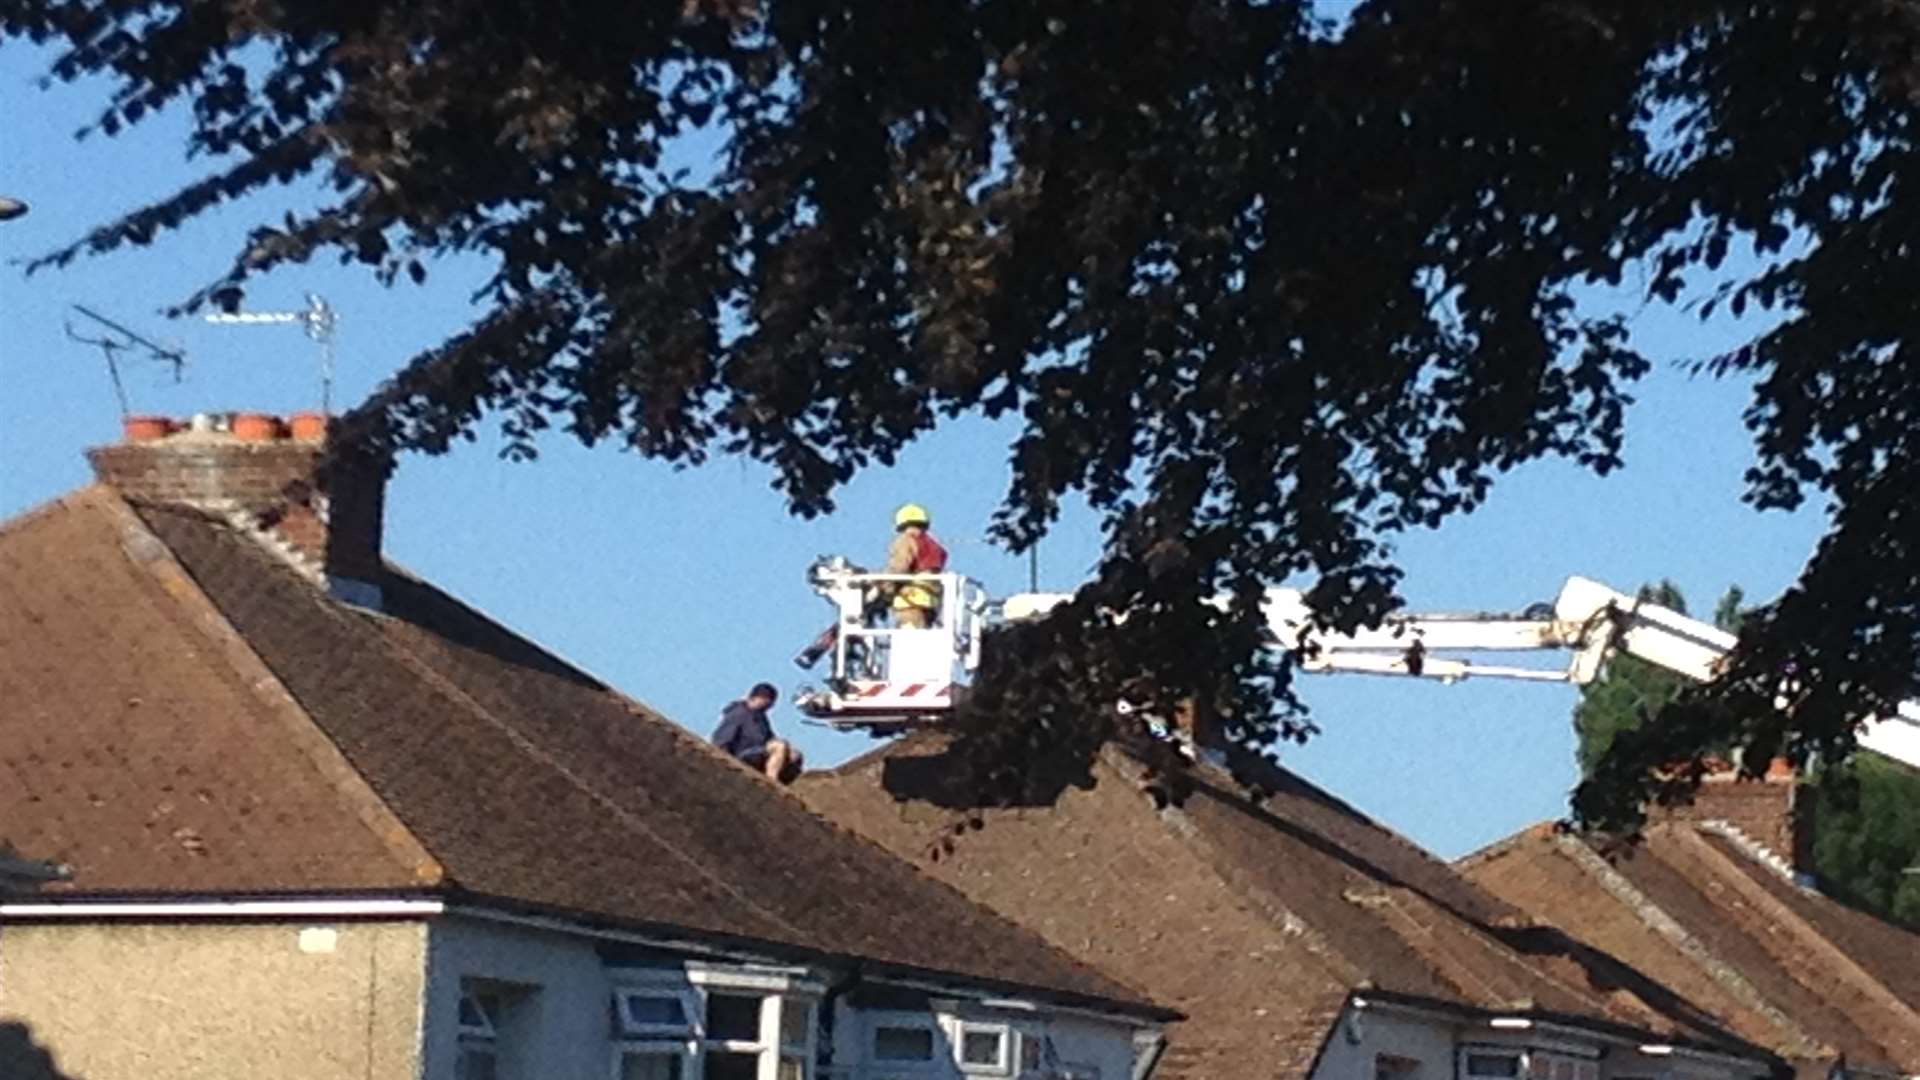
[826,1001,1143,1080]
[421,913,614,1080]
[1306,1006,1769,1080]
[1309,1008,1453,1080]
[427,913,1148,1080]
[0,919,428,1080]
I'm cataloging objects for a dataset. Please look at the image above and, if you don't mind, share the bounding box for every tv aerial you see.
[64,305,187,419]
[204,293,339,412]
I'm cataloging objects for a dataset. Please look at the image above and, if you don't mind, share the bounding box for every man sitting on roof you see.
[713,682,803,784]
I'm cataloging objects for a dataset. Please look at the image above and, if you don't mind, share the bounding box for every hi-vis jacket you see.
[885,529,948,613]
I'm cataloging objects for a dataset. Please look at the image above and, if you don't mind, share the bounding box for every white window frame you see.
[610,966,819,1080]
[611,1041,696,1080]
[957,1021,1013,1075]
[867,1011,942,1071]
[457,986,502,1080]
[614,987,704,1040]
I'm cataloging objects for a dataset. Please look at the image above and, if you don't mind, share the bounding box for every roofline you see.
[445,889,1183,1024]
[0,893,445,920]
[0,885,1170,1022]
[1451,820,1564,872]
[1352,989,1783,1072]
[96,490,447,886]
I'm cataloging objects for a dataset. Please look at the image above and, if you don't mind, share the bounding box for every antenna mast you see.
[204,293,339,412]
[64,305,187,418]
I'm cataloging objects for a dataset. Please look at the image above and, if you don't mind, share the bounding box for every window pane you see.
[778,1057,806,1080]
[628,994,690,1027]
[705,1049,760,1080]
[779,1001,813,1048]
[874,1026,935,1061]
[707,994,763,1042]
[1468,1055,1520,1078]
[962,1029,1003,1066]
[622,1052,685,1080]
[456,1048,498,1080]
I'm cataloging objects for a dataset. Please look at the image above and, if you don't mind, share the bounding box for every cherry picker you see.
[788,561,1920,770]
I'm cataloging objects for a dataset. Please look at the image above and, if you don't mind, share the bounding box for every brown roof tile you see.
[1462,821,1920,1074]
[0,489,425,894]
[798,734,1763,1078]
[102,496,1157,1014]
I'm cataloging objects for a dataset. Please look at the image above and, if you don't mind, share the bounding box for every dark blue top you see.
[712,699,774,761]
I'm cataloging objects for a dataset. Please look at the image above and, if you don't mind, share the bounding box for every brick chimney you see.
[1654,756,1814,881]
[87,412,389,606]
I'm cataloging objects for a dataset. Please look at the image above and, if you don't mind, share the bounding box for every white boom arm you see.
[1001,576,1920,771]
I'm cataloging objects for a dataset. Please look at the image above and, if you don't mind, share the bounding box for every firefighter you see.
[885,503,948,629]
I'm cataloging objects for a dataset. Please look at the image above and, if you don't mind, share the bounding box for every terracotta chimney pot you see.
[231,412,283,441]
[122,416,174,442]
[287,411,330,441]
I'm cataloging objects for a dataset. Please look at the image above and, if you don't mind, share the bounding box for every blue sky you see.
[0,43,1827,859]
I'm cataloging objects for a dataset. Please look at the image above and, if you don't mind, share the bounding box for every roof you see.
[1460,819,1920,1077]
[0,486,1164,1018]
[798,734,1771,1080]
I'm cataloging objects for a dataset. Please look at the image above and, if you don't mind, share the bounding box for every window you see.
[874,1025,937,1062]
[779,1000,813,1052]
[777,999,814,1080]
[613,979,816,1080]
[706,994,764,1042]
[615,990,698,1038]
[1465,1053,1522,1079]
[960,1023,1010,1072]
[611,986,697,1080]
[456,988,501,1080]
[705,1051,760,1080]
[618,1050,685,1080]
[1375,1054,1420,1080]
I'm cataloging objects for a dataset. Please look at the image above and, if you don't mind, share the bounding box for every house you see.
[0,417,1175,1080]
[1459,763,1920,1078]
[798,734,1785,1080]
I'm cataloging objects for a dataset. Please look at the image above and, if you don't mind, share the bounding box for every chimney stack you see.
[1654,756,1813,881]
[87,411,388,606]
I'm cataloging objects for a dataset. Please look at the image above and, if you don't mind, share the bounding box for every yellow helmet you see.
[894,502,931,529]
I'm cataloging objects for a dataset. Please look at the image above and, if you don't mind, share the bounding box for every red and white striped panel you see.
[842,681,952,706]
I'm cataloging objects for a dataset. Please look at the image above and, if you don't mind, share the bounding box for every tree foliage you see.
[10,0,1920,822]
[1807,753,1920,927]
[1573,582,1713,775]
[1573,581,1920,925]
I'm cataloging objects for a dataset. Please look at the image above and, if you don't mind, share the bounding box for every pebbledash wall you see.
[0,918,430,1080]
[0,909,1146,1080]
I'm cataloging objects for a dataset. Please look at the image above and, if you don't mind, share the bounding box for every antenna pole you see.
[65,305,188,419]
[203,293,339,412]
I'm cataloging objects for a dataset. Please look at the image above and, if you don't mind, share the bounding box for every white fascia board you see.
[0,897,444,919]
